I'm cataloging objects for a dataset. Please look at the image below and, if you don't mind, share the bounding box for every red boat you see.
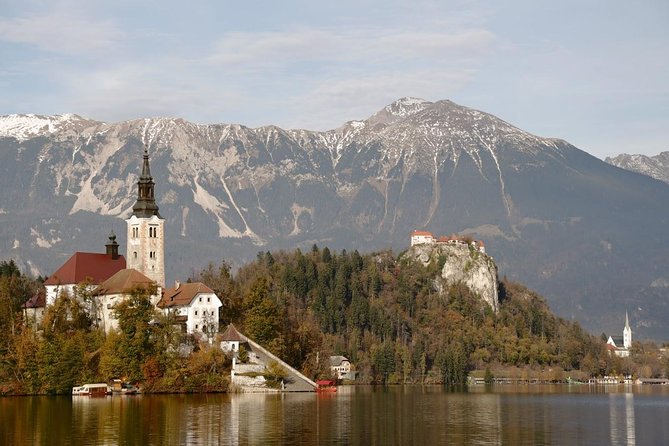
[316,380,337,392]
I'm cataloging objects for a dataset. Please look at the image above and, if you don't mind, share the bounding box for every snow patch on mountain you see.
[0,114,86,141]
[606,152,669,184]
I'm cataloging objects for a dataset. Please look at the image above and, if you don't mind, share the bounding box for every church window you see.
[133,251,137,259]
[195,310,198,316]
[207,297,211,303]
[195,324,199,330]
[132,227,139,238]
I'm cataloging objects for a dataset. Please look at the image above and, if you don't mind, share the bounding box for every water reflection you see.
[610,392,635,446]
[2,385,669,445]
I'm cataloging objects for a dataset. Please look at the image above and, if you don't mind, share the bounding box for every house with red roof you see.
[158,281,222,337]
[43,231,126,308]
[410,230,435,246]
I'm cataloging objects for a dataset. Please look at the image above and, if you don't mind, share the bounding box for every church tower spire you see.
[623,311,632,350]
[126,145,165,287]
[131,146,162,218]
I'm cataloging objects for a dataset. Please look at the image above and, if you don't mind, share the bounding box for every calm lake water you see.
[1,385,668,445]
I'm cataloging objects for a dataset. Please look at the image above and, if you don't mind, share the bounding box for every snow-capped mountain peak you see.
[0,113,90,141]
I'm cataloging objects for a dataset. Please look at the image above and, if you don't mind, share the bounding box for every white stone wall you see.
[126,214,165,287]
[45,284,77,306]
[411,235,435,246]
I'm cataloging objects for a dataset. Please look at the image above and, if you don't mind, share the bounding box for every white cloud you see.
[0,13,123,54]
[206,27,495,71]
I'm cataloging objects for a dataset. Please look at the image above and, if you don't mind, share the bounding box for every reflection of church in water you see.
[606,312,632,358]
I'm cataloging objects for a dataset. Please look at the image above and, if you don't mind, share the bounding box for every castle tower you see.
[623,311,632,350]
[126,147,165,287]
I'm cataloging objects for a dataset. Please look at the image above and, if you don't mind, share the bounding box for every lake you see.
[2,385,668,445]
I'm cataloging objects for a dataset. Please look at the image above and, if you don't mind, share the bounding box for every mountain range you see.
[606,151,669,184]
[1,98,668,339]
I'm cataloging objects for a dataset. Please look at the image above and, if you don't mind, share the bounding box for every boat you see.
[73,383,111,396]
[110,379,140,395]
[316,380,337,392]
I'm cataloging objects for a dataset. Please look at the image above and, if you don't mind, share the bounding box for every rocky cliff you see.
[406,243,499,312]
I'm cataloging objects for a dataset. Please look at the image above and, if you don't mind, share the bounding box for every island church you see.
[25,147,222,336]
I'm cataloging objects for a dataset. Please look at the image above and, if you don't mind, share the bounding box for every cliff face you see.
[407,243,499,312]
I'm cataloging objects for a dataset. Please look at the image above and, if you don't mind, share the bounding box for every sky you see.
[0,0,667,159]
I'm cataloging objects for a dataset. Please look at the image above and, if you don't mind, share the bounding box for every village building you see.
[220,324,317,392]
[606,312,633,358]
[42,231,126,307]
[329,355,356,380]
[22,289,46,325]
[94,268,159,333]
[410,230,435,246]
[158,281,222,336]
[410,229,486,253]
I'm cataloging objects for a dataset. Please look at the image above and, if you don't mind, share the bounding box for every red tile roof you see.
[411,230,434,237]
[158,282,215,308]
[23,289,46,309]
[95,269,155,295]
[44,252,126,286]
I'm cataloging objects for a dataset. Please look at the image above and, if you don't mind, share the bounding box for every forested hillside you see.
[194,246,641,384]
[2,248,666,395]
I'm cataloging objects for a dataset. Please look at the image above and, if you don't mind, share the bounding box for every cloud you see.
[0,12,123,54]
[206,27,495,71]
[281,69,477,130]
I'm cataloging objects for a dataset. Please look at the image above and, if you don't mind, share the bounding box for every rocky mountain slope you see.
[1,99,668,338]
[406,243,499,312]
[606,151,669,184]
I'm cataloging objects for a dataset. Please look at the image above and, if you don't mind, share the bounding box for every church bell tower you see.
[623,311,632,350]
[126,146,165,287]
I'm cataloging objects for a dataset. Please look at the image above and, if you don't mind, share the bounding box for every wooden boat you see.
[316,380,337,392]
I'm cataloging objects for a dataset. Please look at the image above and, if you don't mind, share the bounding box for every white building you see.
[158,282,222,336]
[607,312,633,357]
[39,232,126,321]
[94,268,160,333]
[410,230,435,246]
[330,355,356,380]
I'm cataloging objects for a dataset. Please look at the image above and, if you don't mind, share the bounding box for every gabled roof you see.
[220,324,247,342]
[23,289,46,309]
[411,230,433,237]
[158,282,216,308]
[44,252,126,286]
[95,269,155,295]
[329,355,349,367]
[607,335,625,347]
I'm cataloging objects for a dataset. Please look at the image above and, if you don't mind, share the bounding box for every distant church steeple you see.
[126,145,165,287]
[623,311,632,350]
